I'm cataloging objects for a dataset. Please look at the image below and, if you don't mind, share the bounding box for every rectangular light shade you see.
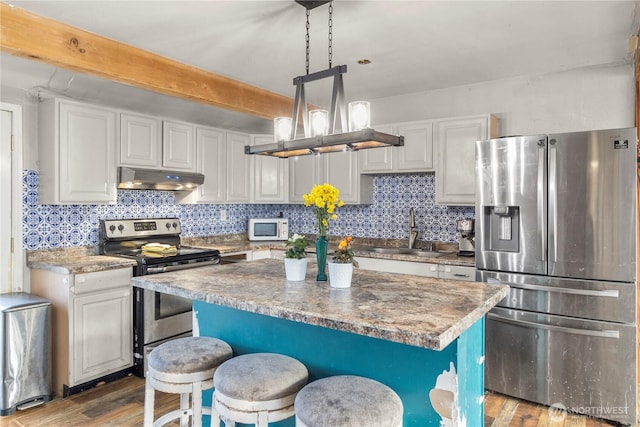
[244,128,404,158]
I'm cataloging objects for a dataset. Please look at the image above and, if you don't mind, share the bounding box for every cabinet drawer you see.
[73,268,132,294]
[441,265,475,281]
[357,257,439,278]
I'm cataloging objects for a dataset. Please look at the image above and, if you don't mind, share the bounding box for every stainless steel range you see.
[99,218,220,377]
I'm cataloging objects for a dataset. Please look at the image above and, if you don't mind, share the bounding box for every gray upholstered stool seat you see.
[144,336,233,427]
[213,353,308,427]
[294,375,404,427]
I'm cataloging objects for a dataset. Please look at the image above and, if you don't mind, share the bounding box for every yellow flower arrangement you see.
[303,183,344,237]
[332,236,359,267]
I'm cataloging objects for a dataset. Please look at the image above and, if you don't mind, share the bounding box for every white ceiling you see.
[1,0,639,133]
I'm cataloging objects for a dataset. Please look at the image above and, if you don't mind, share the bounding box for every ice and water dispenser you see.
[482,205,520,252]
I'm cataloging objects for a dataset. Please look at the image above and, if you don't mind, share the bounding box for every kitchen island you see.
[132,258,509,426]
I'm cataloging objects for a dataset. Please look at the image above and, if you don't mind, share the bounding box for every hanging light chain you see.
[305,8,311,75]
[328,2,333,68]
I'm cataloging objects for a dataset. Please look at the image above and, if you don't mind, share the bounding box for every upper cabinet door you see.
[435,115,497,205]
[289,155,323,203]
[194,126,226,203]
[395,121,434,172]
[38,99,117,204]
[225,131,252,202]
[359,124,395,173]
[252,135,288,203]
[324,151,373,204]
[162,120,196,171]
[119,113,161,167]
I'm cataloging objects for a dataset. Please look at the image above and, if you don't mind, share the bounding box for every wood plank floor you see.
[0,376,634,426]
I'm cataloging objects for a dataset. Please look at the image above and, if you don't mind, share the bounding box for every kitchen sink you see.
[353,246,452,258]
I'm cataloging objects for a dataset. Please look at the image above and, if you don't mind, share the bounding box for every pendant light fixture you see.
[245,0,404,158]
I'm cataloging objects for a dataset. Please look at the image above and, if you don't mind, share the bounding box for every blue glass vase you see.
[316,236,328,281]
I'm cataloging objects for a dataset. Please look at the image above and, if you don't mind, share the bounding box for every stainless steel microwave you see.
[248,218,288,241]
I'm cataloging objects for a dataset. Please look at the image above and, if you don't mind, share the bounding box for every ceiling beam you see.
[0,3,294,120]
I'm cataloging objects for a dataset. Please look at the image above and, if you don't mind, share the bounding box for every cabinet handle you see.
[453,273,470,278]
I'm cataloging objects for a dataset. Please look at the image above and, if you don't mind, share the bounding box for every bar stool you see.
[213,353,308,427]
[144,336,233,427]
[294,375,404,427]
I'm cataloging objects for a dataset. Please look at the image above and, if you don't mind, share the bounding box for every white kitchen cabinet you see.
[324,150,373,204]
[38,98,117,204]
[395,121,435,172]
[30,267,133,397]
[119,112,161,167]
[190,126,226,203]
[289,154,323,203]
[162,120,197,171]
[440,264,475,281]
[359,121,434,173]
[289,151,372,204]
[359,124,395,173]
[252,135,288,203]
[435,114,499,205]
[357,257,439,277]
[358,257,475,281]
[225,131,252,202]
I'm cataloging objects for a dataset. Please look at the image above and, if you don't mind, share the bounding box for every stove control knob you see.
[172,222,178,229]
[109,224,116,233]
[118,224,124,232]
[165,222,172,230]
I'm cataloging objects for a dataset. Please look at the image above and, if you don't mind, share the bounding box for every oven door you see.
[142,289,192,344]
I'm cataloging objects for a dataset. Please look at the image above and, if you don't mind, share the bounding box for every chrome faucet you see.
[408,207,419,248]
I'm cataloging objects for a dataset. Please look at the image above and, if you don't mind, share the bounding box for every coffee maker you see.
[456,219,475,256]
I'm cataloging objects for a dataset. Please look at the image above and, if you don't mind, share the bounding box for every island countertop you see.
[132,258,508,351]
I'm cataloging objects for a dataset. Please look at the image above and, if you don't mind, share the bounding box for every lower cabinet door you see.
[71,288,132,385]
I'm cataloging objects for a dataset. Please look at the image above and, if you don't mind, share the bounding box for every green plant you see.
[284,233,309,259]
[332,236,359,267]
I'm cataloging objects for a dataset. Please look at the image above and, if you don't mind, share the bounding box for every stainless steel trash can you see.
[0,293,52,415]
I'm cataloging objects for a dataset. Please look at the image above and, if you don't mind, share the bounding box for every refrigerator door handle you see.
[487,312,620,339]
[487,278,619,298]
[548,139,558,262]
[537,140,546,261]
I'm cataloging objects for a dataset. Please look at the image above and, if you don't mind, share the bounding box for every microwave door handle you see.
[277,222,280,238]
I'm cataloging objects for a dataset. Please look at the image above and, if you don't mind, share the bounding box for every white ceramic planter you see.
[328,262,353,288]
[284,258,308,281]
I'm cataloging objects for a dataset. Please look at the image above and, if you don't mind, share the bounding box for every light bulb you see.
[309,109,329,136]
[348,101,370,131]
[273,117,292,142]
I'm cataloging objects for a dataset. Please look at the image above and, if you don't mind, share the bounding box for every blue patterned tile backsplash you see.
[22,169,475,250]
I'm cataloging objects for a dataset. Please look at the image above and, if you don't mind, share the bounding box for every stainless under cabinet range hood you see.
[117,167,204,191]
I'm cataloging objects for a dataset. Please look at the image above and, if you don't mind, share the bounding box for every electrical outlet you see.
[220,209,227,221]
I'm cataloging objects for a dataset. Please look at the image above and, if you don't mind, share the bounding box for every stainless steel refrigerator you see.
[475,128,638,425]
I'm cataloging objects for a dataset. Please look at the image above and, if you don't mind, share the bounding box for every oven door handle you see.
[146,259,219,274]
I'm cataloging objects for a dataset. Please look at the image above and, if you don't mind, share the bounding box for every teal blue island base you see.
[194,301,485,426]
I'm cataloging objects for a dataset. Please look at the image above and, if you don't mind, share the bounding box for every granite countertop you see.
[26,237,474,274]
[28,255,137,275]
[184,237,476,267]
[132,258,508,351]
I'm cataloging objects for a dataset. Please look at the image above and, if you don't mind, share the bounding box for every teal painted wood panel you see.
[194,301,484,426]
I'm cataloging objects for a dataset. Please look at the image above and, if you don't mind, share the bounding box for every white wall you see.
[371,63,635,135]
[2,62,635,169]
